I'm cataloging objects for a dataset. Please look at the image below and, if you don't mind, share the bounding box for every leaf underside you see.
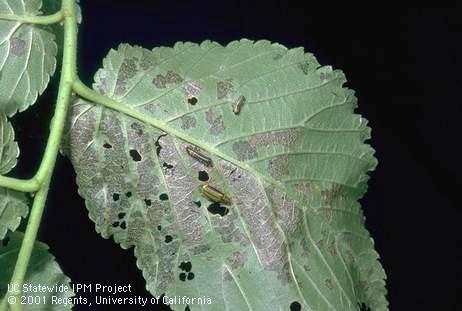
[64,40,387,310]
[0,114,27,240]
[0,232,74,310]
[0,0,57,117]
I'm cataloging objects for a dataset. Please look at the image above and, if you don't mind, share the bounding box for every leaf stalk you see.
[0,11,63,25]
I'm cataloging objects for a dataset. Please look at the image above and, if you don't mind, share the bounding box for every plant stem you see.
[0,176,40,192]
[1,0,77,309]
[0,11,63,25]
[33,3,77,184]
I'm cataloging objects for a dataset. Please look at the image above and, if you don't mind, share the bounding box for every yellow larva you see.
[233,95,246,114]
[185,146,213,167]
[201,184,231,205]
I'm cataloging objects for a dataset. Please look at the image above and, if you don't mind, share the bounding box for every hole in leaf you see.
[112,193,120,201]
[359,303,371,311]
[118,212,126,219]
[185,306,191,311]
[2,236,10,247]
[126,191,132,198]
[290,301,301,311]
[193,201,201,207]
[159,193,169,201]
[154,134,167,156]
[163,162,174,169]
[207,202,229,216]
[157,225,162,231]
[144,199,152,206]
[112,222,120,228]
[187,97,198,105]
[120,221,126,229]
[103,142,112,149]
[129,149,142,162]
[155,141,161,155]
[187,272,195,280]
[179,273,186,282]
[198,170,209,181]
[179,261,192,272]
[165,235,173,243]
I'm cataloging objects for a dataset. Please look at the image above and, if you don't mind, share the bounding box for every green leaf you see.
[0,232,75,310]
[0,0,57,117]
[0,113,27,239]
[64,40,387,310]
[0,113,18,174]
[0,187,27,240]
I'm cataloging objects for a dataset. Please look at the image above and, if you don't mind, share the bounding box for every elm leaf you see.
[0,113,27,239]
[0,232,75,310]
[0,113,18,174]
[0,187,27,240]
[0,0,57,117]
[64,40,387,310]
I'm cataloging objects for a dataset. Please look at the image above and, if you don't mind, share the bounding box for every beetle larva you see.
[185,146,213,167]
[201,184,231,205]
[233,95,246,114]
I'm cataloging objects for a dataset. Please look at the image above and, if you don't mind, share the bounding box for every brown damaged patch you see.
[217,79,234,100]
[180,115,197,130]
[191,244,211,255]
[140,51,157,71]
[152,70,184,89]
[268,155,289,179]
[297,61,310,75]
[130,122,144,136]
[146,201,163,225]
[270,189,299,233]
[321,183,347,205]
[95,76,109,95]
[232,141,257,161]
[126,218,146,246]
[329,241,337,257]
[157,239,180,292]
[205,109,224,135]
[183,81,201,97]
[218,161,289,277]
[114,57,139,96]
[158,135,204,246]
[273,53,283,60]
[10,37,26,57]
[294,182,311,202]
[320,72,331,82]
[228,251,248,270]
[249,129,297,147]
[213,212,250,246]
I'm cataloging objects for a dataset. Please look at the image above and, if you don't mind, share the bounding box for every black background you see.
[8,1,461,310]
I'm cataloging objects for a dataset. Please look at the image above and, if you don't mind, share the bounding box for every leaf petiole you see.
[0,11,64,25]
[0,176,40,192]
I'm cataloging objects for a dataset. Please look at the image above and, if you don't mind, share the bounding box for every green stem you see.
[0,176,40,192]
[2,0,77,309]
[0,11,63,25]
[2,175,51,311]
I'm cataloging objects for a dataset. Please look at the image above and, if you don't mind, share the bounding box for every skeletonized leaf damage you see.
[64,40,387,310]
